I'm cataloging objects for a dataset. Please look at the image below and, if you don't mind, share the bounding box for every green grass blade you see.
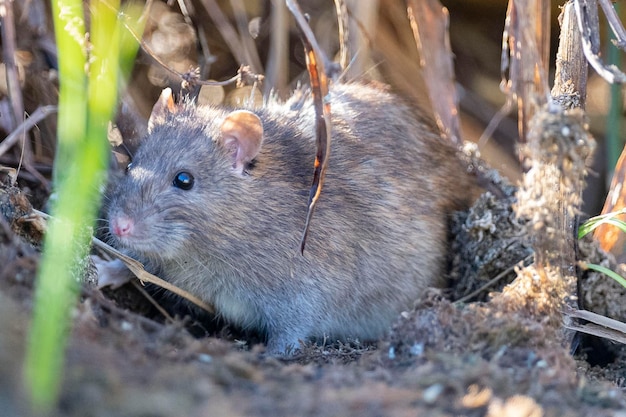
[118,2,145,80]
[24,0,142,411]
[89,0,121,120]
[578,208,626,239]
[48,0,87,187]
[23,0,88,410]
[583,262,626,289]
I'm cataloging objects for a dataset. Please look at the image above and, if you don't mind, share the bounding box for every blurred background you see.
[3,0,624,215]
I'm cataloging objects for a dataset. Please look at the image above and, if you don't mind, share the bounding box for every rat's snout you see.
[111,214,135,238]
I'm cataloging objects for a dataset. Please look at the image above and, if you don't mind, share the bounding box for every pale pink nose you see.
[111,215,134,238]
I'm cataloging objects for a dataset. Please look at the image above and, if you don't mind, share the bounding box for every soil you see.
[3,159,626,416]
[3,1,626,416]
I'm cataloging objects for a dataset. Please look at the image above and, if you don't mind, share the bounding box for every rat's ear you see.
[148,88,177,132]
[218,110,264,174]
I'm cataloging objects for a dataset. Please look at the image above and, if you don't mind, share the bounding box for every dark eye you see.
[125,162,133,173]
[173,171,194,190]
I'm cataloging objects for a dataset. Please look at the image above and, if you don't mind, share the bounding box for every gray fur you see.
[106,83,473,353]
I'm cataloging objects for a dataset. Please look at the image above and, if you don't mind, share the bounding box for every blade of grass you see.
[24,0,142,411]
[578,208,626,238]
[48,0,87,186]
[582,262,626,289]
[118,2,146,80]
[23,0,87,410]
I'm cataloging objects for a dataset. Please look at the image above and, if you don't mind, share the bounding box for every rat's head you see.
[106,88,264,260]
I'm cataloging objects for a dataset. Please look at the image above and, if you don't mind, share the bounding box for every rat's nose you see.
[111,215,134,238]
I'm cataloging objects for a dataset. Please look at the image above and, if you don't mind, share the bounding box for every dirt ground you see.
[3,1,626,416]
[3,173,626,417]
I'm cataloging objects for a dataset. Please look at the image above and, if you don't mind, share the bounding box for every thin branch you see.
[130,280,176,323]
[0,105,57,158]
[563,307,626,345]
[455,255,532,304]
[0,0,24,130]
[178,0,215,81]
[122,21,263,88]
[265,0,289,96]
[574,0,626,83]
[333,0,349,71]
[285,0,332,78]
[0,0,33,164]
[501,0,551,143]
[407,0,462,145]
[174,0,214,98]
[92,237,216,314]
[285,0,333,254]
[551,1,588,108]
[565,307,626,333]
[229,0,263,73]
[598,0,626,50]
[199,0,262,73]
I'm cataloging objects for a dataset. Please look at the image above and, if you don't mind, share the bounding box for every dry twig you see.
[574,0,626,83]
[199,0,262,73]
[122,19,263,90]
[92,237,216,314]
[563,307,626,345]
[286,0,333,254]
[407,0,461,145]
[264,0,289,96]
[0,106,57,159]
[501,0,551,142]
[0,0,25,133]
[174,0,216,90]
[333,0,349,72]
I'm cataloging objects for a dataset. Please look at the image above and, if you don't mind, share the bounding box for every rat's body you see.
[105,83,473,353]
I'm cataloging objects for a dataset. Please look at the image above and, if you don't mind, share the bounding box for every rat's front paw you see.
[91,256,133,289]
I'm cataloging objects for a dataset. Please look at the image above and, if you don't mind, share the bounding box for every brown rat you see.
[104,82,474,354]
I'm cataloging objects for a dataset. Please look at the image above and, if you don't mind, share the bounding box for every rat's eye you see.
[173,171,194,190]
[125,162,133,174]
